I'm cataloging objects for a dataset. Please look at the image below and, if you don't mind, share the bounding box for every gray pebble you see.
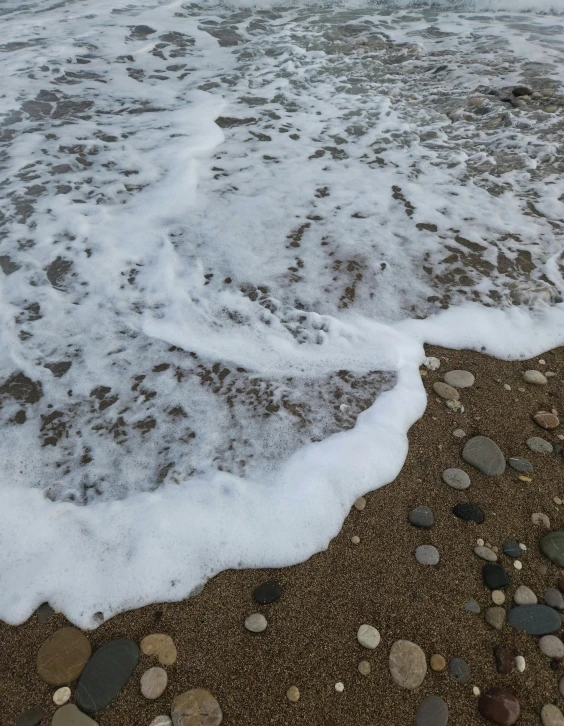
[514,586,537,605]
[527,437,553,453]
[245,613,267,633]
[539,635,564,659]
[433,381,460,400]
[444,370,475,388]
[408,506,434,529]
[465,599,481,614]
[502,540,522,558]
[545,587,564,610]
[508,457,534,473]
[485,606,506,630]
[449,657,470,684]
[415,545,440,566]
[442,468,471,490]
[474,546,497,562]
[416,695,449,726]
[462,436,506,476]
[523,370,548,385]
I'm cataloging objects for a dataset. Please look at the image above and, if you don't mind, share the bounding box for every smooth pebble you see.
[53,688,71,706]
[357,624,381,649]
[514,586,537,605]
[140,667,167,700]
[245,614,267,633]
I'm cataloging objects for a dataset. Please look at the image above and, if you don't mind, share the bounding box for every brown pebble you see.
[477,687,520,725]
[533,411,560,430]
[430,654,446,671]
[287,686,300,702]
[140,633,177,666]
[494,645,516,675]
[37,628,91,686]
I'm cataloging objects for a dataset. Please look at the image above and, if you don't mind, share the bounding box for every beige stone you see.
[140,633,177,666]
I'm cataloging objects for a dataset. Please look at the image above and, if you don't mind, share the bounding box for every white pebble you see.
[424,356,440,370]
[519,543,527,551]
[546,372,557,377]
[335,682,344,693]
[514,560,523,570]
[354,496,366,511]
[53,687,71,706]
[504,384,511,391]
[245,613,267,633]
[555,497,563,506]
[453,429,466,438]
[357,624,381,649]
[515,655,526,673]
[473,686,481,697]
[477,538,484,547]
[150,718,172,726]
[351,535,360,545]
[492,590,505,605]
[539,359,546,365]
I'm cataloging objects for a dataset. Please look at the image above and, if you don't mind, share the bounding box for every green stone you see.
[540,532,564,567]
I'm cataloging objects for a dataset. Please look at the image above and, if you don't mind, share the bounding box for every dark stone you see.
[502,540,521,559]
[408,505,435,529]
[253,580,283,605]
[512,86,532,97]
[76,639,139,713]
[416,695,448,726]
[0,372,42,403]
[494,645,515,674]
[478,687,520,725]
[449,657,470,684]
[483,564,510,590]
[551,660,560,671]
[36,602,54,624]
[541,532,564,567]
[453,503,484,524]
[462,436,506,476]
[508,605,562,635]
[507,457,533,473]
[558,576,564,593]
[16,708,46,726]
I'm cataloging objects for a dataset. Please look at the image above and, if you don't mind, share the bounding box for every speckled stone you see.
[433,381,460,400]
[408,506,434,529]
[462,436,506,476]
[141,666,168,699]
[416,695,449,726]
[389,640,427,689]
[475,546,497,562]
[357,624,381,649]
[508,457,533,473]
[508,605,562,635]
[449,657,470,684]
[514,585,537,605]
[485,606,506,630]
[527,437,553,453]
[444,370,475,388]
[442,468,471,490]
[478,687,520,725]
[171,689,223,726]
[539,635,564,659]
[541,532,564,567]
[502,540,522,558]
[415,544,440,566]
[430,654,446,671]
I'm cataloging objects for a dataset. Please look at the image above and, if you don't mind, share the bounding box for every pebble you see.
[150,718,172,726]
[140,666,167,699]
[492,590,505,605]
[433,381,460,400]
[453,503,484,524]
[539,635,564,659]
[485,606,506,630]
[446,399,464,413]
[478,687,520,725]
[513,560,522,570]
[515,655,526,673]
[52,705,98,726]
[408,505,434,529]
[442,468,471,490]
[539,563,548,576]
[483,564,510,590]
[527,437,553,453]
[53,687,71,706]
[287,686,300,702]
[508,457,533,473]
[245,613,267,633]
[504,384,511,391]
[541,531,564,566]
[334,682,344,693]
[545,587,564,609]
[494,644,515,674]
[534,411,560,430]
[475,546,497,562]
[36,602,55,624]
[541,704,564,726]
[354,496,366,511]
[430,654,446,671]
[389,640,427,689]
[462,436,506,476]
[253,580,283,604]
[357,624,381,649]
[449,657,470,684]
[416,695,449,726]
[532,512,551,529]
[514,586,537,605]
[558,577,564,593]
[36,628,92,687]
[415,544,440,565]
[508,605,562,635]
[555,497,563,506]
[351,535,360,544]
[465,598,481,614]
[477,538,485,546]
[358,660,371,676]
[444,370,475,388]
[171,689,223,726]
[140,633,177,666]
[76,639,139,713]
[453,429,466,438]
[523,370,548,384]
[424,356,440,370]
[16,708,47,726]
[473,686,481,697]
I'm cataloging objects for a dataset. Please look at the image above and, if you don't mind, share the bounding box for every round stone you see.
[433,381,460,400]
[515,656,526,673]
[286,686,300,702]
[140,633,177,666]
[171,689,223,726]
[351,535,360,544]
[444,370,475,388]
[416,695,449,726]
[502,540,521,558]
[453,503,484,524]
[534,411,560,430]
[453,429,466,438]
[475,546,497,562]
[492,590,505,605]
[465,599,481,614]
[141,666,167,699]
[415,544,440,566]
[408,505,434,529]
[37,627,92,686]
[449,657,470,684]
[508,457,533,473]
[478,687,520,725]
[483,564,510,590]
[353,496,366,511]
[527,437,553,453]
[442,468,470,490]
[541,704,564,726]
[545,587,564,609]
[462,436,506,476]
[541,531,564,566]
[358,660,371,676]
[253,580,283,604]
[245,613,267,633]
[53,688,71,706]
[389,640,427,689]
[513,560,522,570]
[539,635,564,659]
[52,705,98,726]
[334,681,344,693]
[430,654,446,671]
[150,718,172,726]
[494,645,515,674]
[508,605,562,635]
[532,512,551,529]
[357,624,380,649]
[424,356,440,370]
[514,586,537,605]
[523,370,548,384]
[485,607,506,630]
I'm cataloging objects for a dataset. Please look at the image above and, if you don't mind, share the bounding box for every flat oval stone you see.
[140,633,177,666]
[37,627,92,686]
[541,532,564,567]
[449,657,470,684]
[76,639,139,713]
[527,437,553,453]
[453,503,484,524]
[534,411,560,430]
[546,587,564,609]
[483,564,510,590]
[415,544,440,565]
[171,689,222,726]
[523,370,548,384]
[408,505,434,529]
[508,605,561,635]
[494,645,515,674]
[357,624,381,649]
[514,585,537,605]
[541,704,564,726]
[442,468,470,490]
[389,640,427,689]
[475,546,497,562]
[245,613,267,633]
[539,635,564,659]
[462,436,506,476]
[444,370,475,388]
[416,695,448,726]
[433,381,460,400]
[508,457,533,473]
[141,666,168,699]
[485,606,506,630]
[478,687,520,725]
[52,704,98,726]
[502,540,521,558]
[16,708,46,726]
[253,580,283,604]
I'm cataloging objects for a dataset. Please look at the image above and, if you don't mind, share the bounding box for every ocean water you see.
[1,0,564,627]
